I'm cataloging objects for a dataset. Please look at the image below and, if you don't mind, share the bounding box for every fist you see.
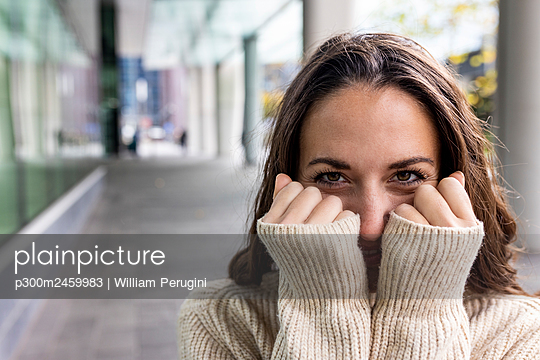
[262,174,355,224]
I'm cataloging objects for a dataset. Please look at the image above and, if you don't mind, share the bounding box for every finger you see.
[264,181,304,223]
[437,177,476,222]
[274,173,293,199]
[305,195,343,224]
[334,210,357,222]
[414,184,457,227]
[449,171,465,187]
[280,186,323,224]
[394,203,429,225]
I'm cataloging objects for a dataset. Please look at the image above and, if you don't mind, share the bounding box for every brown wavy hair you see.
[229,32,529,296]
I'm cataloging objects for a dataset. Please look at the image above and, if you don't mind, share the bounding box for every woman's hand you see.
[263,171,477,228]
[258,174,367,300]
[394,171,478,228]
[262,173,355,224]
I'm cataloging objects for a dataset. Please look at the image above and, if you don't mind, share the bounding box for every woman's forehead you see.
[299,87,440,168]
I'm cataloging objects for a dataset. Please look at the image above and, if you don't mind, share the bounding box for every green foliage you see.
[262,90,284,120]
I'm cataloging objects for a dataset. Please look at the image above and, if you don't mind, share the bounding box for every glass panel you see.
[0,0,101,234]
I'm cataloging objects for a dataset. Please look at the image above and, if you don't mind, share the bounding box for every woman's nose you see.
[359,210,387,241]
[347,189,390,241]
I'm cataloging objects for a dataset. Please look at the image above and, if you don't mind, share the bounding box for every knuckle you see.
[303,186,322,200]
[395,203,413,214]
[304,185,321,194]
[414,184,434,198]
[438,177,460,190]
[416,183,430,193]
[324,195,343,207]
[276,182,303,201]
[287,181,304,193]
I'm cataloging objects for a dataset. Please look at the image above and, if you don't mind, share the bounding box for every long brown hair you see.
[229,32,528,296]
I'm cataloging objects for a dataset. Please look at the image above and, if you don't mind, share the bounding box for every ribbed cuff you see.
[257,215,369,299]
[378,212,484,299]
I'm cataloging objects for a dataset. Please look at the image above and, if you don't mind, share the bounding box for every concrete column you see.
[200,64,218,157]
[0,56,15,161]
[303,0,356,57]
[99,2,119,156]
[15,61,43,158]
[215,63,221,156]
[242,35,260,165]
[187,67,202,155]
[217,54,245,163]
[497,0,540,249]
[42,63,61,157]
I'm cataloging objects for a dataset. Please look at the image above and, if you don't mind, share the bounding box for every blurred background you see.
[1,0,540,359]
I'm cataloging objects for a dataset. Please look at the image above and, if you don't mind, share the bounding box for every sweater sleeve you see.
[370,212,484,360]
[257,215,371,359]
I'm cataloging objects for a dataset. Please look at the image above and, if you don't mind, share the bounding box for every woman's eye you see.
[324,172,342,182]
[392,171,422,184]
[396,172,413,181]
[311,171,347,188]
[314,172,347,187]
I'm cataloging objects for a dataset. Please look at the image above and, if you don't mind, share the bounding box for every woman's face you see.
[298,86,440,270]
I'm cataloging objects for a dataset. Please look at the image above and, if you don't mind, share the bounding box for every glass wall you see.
[0,0,101,234]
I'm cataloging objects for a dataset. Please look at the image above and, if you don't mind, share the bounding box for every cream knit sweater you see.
[177,213,540,359]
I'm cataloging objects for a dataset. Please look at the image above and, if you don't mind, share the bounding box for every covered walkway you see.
[10,158,257,359]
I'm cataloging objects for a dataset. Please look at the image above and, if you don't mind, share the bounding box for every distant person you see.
[178,33,540,358]
[127,127,138,156]
[179,129,187,155]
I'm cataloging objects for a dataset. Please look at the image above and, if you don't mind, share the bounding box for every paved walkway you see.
[11,157,258,360]
[9,156,540,359]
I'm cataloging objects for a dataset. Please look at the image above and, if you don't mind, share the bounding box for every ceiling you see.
[143,0,303,69]
[57,0,302,68]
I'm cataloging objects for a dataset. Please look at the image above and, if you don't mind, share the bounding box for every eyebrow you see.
[307,158,351,169]
[307,156,434,170]
[388,157,434,169]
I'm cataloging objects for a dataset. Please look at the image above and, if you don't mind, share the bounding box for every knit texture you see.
[178,213,540,359]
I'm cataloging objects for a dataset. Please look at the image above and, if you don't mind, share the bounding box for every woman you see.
[178,33,540,359]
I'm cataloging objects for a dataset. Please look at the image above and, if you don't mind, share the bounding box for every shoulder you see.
[178,272,279,359]
[464,293,540,356]
[464,292,540,320]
